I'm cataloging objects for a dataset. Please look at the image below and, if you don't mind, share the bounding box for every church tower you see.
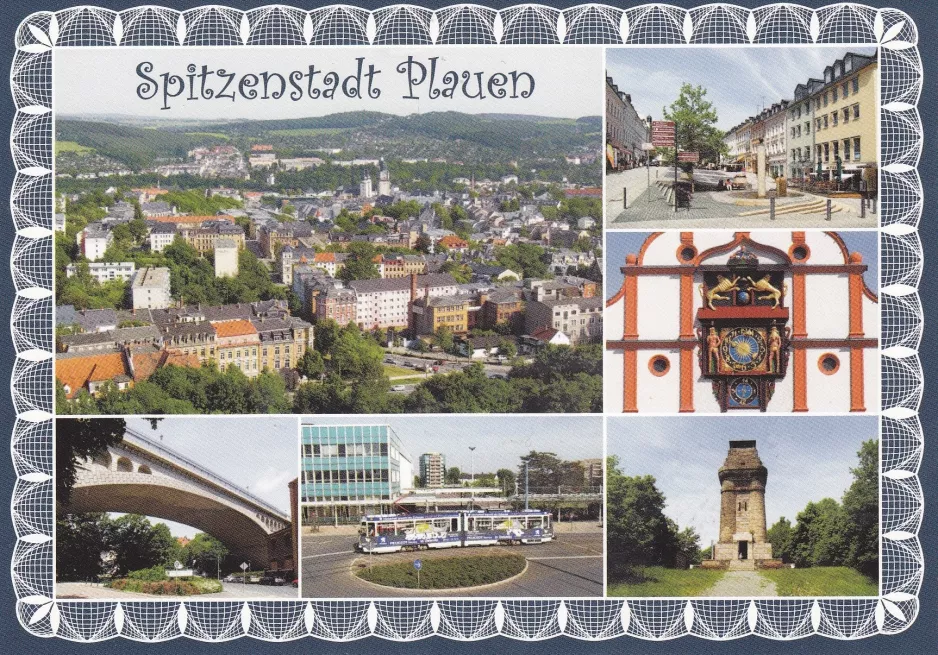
[377,158,391,196]
[359,170,374,199]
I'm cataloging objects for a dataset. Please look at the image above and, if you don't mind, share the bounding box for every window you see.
[833,141,839,159]
[843,139,851,160]
[823,115,829,129]
[816,118,822,131]
[832,112,838,126]
[648,355,670,376]
[818,353,840,375]
[853,104,860,120]
[824,143,830,162]
[832,87,838,102]
[816,145,823,162]
[843,107,850,123]
[823,92,828,107]
[852,77,859,93]
[842,81,849,98]
[805,121,811,134]
[854,137,861,161]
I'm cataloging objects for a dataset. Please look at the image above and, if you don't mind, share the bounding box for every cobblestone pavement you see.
[702,571,779,598]
[608,187,878,229]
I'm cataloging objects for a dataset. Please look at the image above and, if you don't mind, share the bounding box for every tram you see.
[356,509,553,554]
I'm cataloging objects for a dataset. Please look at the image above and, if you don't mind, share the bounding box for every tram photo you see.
[356,509,554,554]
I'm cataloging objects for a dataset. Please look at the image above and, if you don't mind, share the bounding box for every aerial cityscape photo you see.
[298,416,603,598]
[605,47,879,228]
[52,47,604,415]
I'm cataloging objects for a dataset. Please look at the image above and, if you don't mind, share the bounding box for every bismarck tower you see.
[704,440,782,570]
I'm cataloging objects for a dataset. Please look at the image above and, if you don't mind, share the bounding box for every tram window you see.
[452,518,459,531]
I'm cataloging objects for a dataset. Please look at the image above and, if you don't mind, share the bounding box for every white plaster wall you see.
[862,293,880,338]
[805,274,850,337]
[604,350,624,413]
[805,233,849,263]
[865,348,881,412]
[767,370,794,414]
[805,347,852,412]
[692,349,721,413]
[638,232,682,265]
[636,275,680,339]
[605,296,624,340]
[635,348,680,413]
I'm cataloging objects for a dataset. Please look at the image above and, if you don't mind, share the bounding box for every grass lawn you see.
[607,566,726,597]
[390,377,428,385]
[759,567,879,597]
[385,364,422,378]
[55,140,94,154]
[356,553,526,589]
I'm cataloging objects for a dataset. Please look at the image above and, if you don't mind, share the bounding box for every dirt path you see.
[703,571,778,597]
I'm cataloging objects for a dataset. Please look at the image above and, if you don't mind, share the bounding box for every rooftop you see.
[211,319,259,338]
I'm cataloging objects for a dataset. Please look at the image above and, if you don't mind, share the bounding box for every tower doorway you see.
[737,541,749,560]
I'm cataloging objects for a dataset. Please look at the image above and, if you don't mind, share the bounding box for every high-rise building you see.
[419,452,446,488]
[300,424,413,523]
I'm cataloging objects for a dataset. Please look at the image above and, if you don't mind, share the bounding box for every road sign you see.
[678,151,700,163]
[651,120,675,147]
[413,559,423,571]
[240,562,249,571]
[641,142,655,151]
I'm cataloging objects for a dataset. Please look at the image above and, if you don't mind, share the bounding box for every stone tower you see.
[712,440,774,566]
[359,170,374,199]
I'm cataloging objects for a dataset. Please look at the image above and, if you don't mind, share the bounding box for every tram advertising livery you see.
[357,510,553,554]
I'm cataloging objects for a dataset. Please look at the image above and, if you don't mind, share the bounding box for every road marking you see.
[303,551,353,559]
[526,556,603,560]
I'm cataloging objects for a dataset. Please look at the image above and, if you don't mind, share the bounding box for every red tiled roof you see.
[211,319,258,338]
[531,327,561,341]
[56,352,128,398]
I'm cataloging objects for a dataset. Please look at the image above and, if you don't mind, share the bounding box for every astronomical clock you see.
[696,247,791,411]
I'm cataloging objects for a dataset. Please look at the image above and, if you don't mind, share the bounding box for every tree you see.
[330,324,385,382]
[675,526,702,565]
[249,369,292,413]
[444,466,462,485]
[662,83,728,167]
[414,234,432,254]
[339,241,380,281]
[605,456,677,577]
[313,319,341,355]
[841,439,879,579]
[56,512,111,581]
[499,339,517,358]
[496,243,549,279]
[56,418,126,505]
[767,517,795,563]
[297,348,325,380]
[434,326,455,354]
[789,498,847,568]
[107,514,179,576]
[497,468,517,496]
[518,451,584,493]
[182,533,229,577]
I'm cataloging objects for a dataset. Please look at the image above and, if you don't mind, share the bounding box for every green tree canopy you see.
[662,83,728,167]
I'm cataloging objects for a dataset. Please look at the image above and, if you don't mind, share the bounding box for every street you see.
[56,580,300,600]
[301,531,603,598]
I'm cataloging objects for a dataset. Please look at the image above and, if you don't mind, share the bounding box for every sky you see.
[55,46,602,120]
[116,416,297,539]
[607,415,877,547]
[605,230,879,299]
[300,416,602,474]
[606,46,878,131]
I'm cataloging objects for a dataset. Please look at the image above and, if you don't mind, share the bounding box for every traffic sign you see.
[240,562,249,571]
[413,559,423,570]
[651,120,675,147]
[677,151,700,163]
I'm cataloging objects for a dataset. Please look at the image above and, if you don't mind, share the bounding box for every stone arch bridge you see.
[65,427,290,565]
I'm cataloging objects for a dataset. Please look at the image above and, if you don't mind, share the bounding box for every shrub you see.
[357,553,526,589]
[127,565,168,582]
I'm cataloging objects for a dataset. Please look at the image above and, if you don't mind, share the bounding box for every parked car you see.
[222,575,237,583]
[729,173,749,190]
[392,385,407,392]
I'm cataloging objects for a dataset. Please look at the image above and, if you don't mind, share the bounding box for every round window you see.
[818,353,840,375]
[649,355,670,376]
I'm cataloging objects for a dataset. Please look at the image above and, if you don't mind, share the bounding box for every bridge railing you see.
[123,428,289,523]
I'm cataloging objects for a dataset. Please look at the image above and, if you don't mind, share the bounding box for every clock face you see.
[729,377,759,407]
[720,327,767,372]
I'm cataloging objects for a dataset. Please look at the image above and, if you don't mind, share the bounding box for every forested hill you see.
[56,111,602,171]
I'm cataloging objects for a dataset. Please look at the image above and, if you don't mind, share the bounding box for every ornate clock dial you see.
[729,377,759,406]
[720,327,767,371]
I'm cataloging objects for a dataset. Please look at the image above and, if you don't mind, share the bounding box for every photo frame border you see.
[9,2,922,642]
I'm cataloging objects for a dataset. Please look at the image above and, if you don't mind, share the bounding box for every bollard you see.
[860,197,866,218]
[623,187,628,210]
[769,197,776,221]
[872,197,877,214]
[826,198,832,221]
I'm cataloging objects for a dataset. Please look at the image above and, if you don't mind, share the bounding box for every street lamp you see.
[469,446,476,511]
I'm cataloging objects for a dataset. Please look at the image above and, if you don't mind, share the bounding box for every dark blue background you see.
[2,1,934,652]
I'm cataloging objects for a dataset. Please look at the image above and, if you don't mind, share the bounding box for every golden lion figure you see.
[700,275,740,310]
[745,275,786,308]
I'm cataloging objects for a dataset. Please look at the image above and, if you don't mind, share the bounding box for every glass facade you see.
[300,424,412,521]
